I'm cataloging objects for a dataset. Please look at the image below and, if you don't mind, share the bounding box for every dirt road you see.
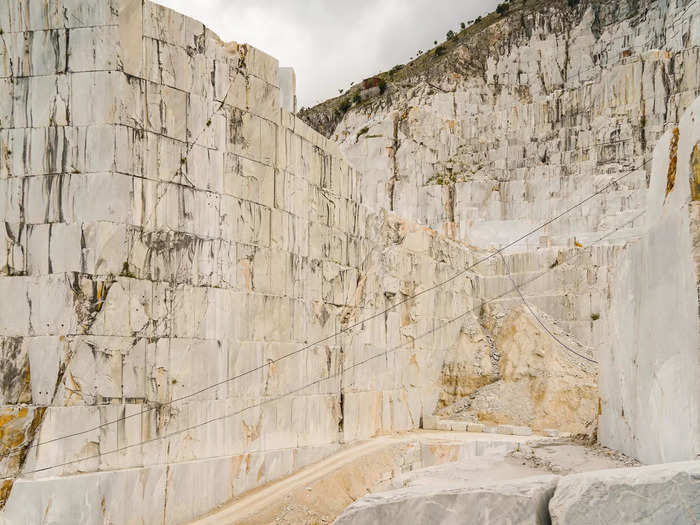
[191,431,532,525]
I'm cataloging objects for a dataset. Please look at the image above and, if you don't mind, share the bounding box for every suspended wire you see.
[0,156,653,462]
[0,0,689,484]
[345,210,648,391]
[1,0,678,470]
[4,0,678,460]
[497,210,646,365]
[499,251,597,363]
[3,206,648,480]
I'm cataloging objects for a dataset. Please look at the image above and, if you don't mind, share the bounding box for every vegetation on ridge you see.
[299,0,615,137]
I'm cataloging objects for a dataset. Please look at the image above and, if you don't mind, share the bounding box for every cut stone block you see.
[467,423,485,433]
[512,426,533,436]
[422,415,439,430]
[446,420,468,432]
[279,67,297,114]
[437,420,452,431]
[549,461,700,525]
[497,425,515,435]
[334,475,559,525]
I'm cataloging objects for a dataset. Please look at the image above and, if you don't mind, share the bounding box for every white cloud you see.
[153,0,501,106]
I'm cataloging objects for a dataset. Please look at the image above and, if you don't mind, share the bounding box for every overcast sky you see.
[154,0,501,107]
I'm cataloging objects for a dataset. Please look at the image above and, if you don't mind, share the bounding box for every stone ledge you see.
[422,416,536,437]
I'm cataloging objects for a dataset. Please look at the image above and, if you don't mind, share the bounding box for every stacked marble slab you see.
[0,1,484,523]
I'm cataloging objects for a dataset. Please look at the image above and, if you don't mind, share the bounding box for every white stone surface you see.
[2,0,700,523]
[2,466,167,525]
[422,415,439,430]
[497,425,515,435]
[601,97,700,464]
[0,1,487,522]
[549,461,700,525]
[333,475,559,525]
[279,67,297,114]
[512,426,533,436]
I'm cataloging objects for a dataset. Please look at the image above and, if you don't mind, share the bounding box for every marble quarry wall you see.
[306,0,700,464]
[601,97,700,464]
[0,1,485,523]
[0,0,699,522]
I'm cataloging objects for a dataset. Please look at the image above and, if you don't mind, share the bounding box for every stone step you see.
[423,416,534,437]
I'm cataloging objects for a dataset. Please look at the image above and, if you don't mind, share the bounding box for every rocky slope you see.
[438,305,598,434]
[0,0,698,522]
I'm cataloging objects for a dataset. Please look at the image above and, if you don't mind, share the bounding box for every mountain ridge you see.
[300,0,649,138]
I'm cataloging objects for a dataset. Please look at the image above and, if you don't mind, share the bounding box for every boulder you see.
[549,461,700,524]
[333,475,559,525]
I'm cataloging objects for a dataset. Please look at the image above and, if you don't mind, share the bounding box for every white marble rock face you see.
[600,96,700,465]
[0,0,699,523]
[333,475,559,525]
[0,0,491,523]
[318,0,700,467]
[322,0,700,356]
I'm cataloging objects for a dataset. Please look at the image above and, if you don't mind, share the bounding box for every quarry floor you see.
[191,431,637,525]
